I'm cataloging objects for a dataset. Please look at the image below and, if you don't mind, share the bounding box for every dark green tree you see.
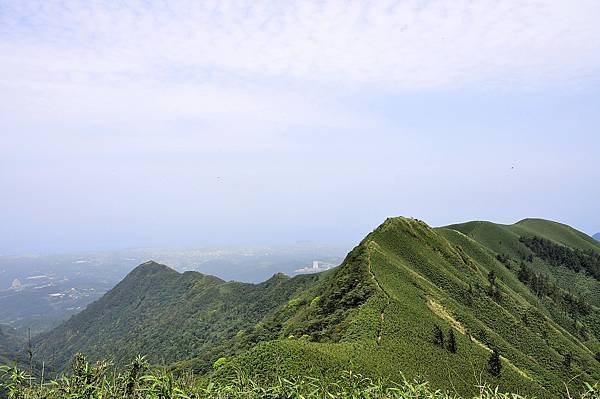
[487,270,501,300]
[488,348,502,377]
[487,270,496,286]
[447,328,457,354]
[462,283,474,306]
[595,352,600,363]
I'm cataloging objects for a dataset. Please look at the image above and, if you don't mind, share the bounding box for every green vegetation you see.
[520,235,600,280]
[446,219,600,307]
[0,326,25,369]
[516,261,592,318]
[488,349,502,378]
[8,217,599,398]
[34,263,327,370]
[2,354,600,399]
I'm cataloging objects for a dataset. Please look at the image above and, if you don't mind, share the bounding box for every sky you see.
[1,0,600,255]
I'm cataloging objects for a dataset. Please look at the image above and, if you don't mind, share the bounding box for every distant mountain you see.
[0,246,344,333]
[34,218,600,397]
[35,261,326,370]
[594,232,600,241]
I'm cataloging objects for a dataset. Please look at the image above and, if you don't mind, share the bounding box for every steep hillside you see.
[0,324,24,367]
[207,218,600,396]
[446,219,600,308]
[34,218,600,397]
[34,261,326,369]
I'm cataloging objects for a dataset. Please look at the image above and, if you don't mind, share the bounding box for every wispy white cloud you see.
[2,1,600,88]
[0,0,600,156]
[1,1,600,140]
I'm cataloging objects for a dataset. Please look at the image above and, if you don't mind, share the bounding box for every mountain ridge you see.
[30,217,600,397]
[34,260,326,369]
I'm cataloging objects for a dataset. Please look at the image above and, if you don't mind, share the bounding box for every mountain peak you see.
[373,216,429,234]
[593,232,600,241]
[264,272,289,284]
[134,260,175,272]
[123,261,180,283]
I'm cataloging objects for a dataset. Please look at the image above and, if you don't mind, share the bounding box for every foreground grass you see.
[1,355,598,399]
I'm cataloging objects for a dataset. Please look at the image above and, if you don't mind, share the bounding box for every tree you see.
[447,328,457,354]
[462,284,474,306]
[433,325,444,348]
[488,348,502,377]
[487,270,501,300]
[595,352,600,363]
[487,270,496,287]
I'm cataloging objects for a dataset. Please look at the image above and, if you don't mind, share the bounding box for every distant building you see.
[295,260,334,274]
[11,278,22,290]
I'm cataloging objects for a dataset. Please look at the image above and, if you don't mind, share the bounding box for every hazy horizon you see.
[2,1,599,255]
[0,215,596,258]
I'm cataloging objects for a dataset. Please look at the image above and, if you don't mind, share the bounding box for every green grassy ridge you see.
[210,217,600,397]
[445,218,600,257]
[171,242,380,374]
[360,218,597,395]
[443,219,600,340]
[516,219,600,252]
[446,219,600,308]
[29,216,600,397]
[447,219,600,351]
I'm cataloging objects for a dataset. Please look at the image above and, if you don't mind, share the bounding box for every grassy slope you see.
[34,261,326,370]
[516,219,600,252]
[446,219,600,308]
[444,219,600,366]
[33,217,600,397]
[216,218,600,397]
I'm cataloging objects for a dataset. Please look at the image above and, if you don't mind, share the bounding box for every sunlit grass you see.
[1,354,599,399]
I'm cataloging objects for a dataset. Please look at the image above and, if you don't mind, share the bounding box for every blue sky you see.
[1,1,600,255]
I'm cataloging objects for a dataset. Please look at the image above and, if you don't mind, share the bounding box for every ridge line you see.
[365,241,391,345]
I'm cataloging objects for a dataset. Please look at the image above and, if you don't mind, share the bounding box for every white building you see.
[11,278,22,290]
